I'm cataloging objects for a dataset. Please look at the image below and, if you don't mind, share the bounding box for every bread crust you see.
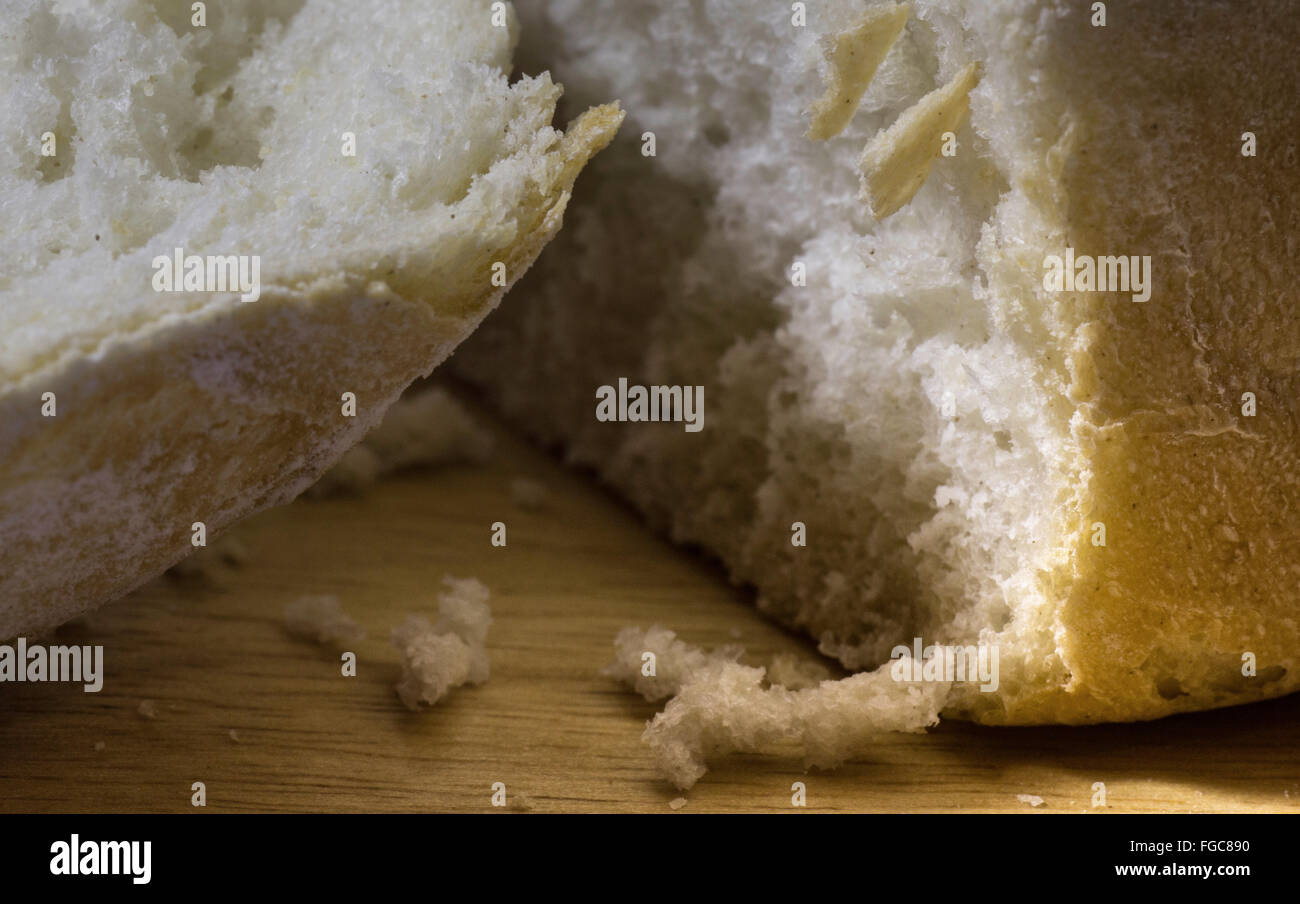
[967,0,1300,724]
[457,0,1300,726]
[0,103,620,638]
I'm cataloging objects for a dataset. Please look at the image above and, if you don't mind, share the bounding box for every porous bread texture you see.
[309,387,494,497]
[457,0,1300,725]
[283,594,366,648]
[0,0,622,637]
[606,627,947,789]
[766,652,832,690]
[392,576,492,710]
[602,624,744,702]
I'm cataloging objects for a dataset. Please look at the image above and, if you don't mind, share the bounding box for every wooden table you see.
[3,396,1298,813]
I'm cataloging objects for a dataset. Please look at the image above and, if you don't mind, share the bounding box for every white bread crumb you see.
[509,477,549,510]
[767,652,832,690]
[283,595,366,648]
[310,389,493,497]
[601,625,743,702]
[647,661,948,789]
[167,535,250,581]
[392,576,492,711]
[606,627,947,789]
[669,797,688,810]
[228,729,241,744]
[1016,794,1045,808]
[137,700,157,720]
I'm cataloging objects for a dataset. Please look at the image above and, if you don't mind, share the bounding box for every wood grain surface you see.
[2,393,1298,814]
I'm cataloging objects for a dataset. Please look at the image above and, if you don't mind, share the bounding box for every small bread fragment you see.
[601,625,743,702]
[858,61,979,218]
[392,577,492,710]
[309,388,494,497]
[807,2,911,140]
[646,660,947,790]
[283,595,366,648]
[606,627,947,789]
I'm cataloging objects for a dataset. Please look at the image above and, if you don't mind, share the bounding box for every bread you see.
[307,387,494,497]
[283,595,366,648]
[456,0,1300,725]
[605,626,946,789]
[392,576,492,710]
[0,0,620,637]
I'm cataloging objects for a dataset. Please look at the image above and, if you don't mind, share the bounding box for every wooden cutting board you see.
[2,394,1298,814]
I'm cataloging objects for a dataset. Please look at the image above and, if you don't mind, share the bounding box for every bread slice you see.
[456,0,1300,725]
[0,0,620,637]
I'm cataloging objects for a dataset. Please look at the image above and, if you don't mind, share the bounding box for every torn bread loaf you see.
[0,0,620,637]
[458,0,1300,725]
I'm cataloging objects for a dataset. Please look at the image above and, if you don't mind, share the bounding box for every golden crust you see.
[962,1,1300,725]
